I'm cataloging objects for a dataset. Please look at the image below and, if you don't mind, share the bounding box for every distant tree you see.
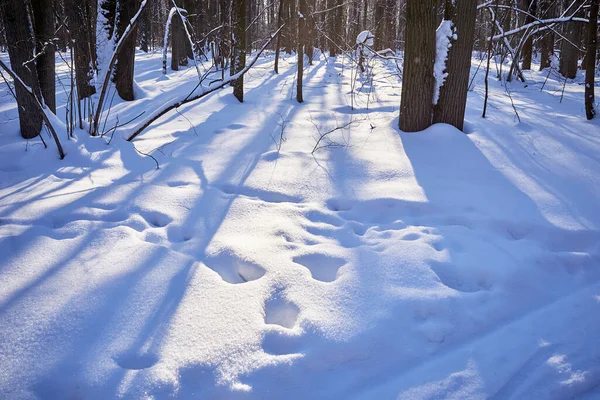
[1,0,42,139]
[538,0,555,70]
[399,0,436,132]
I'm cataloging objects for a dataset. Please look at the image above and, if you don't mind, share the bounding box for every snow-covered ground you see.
[1,50,599,399]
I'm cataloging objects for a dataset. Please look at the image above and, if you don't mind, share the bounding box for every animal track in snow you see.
[430,261,490,293]
[264,297,300,329]
[292,253,346,282]
[114,351,158,370]
[140,210,172,228]
[204,252,265,284]
[326,199,353,212]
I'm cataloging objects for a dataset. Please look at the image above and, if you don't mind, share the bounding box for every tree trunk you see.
[559,0,584,79]
[67,0,96,99]
[113,0,139,101]
[274,0,284,73]
[399,0,436,132]
[538,0,554,70]
[2,0,43,139]
[139,0,150,52]
[171,11,182,71]
[31,0,56,113]
[521,0,536,70]
[297,0,307,103]
[433,0,477,131]
[585,0,598,120]
[233,0,246,102]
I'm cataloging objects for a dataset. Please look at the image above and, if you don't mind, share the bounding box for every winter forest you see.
[1,0,600,398]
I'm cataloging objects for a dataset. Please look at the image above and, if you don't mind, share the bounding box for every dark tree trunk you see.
[233,0,246,102]
[171,11,183,71]
[297,0,307,103]
[67,0,96,99]
[139,0,150,52]
[559,0,584,79]
[585,0,598,120]
[521,0,536,70]
[2,0,43,139]
[114,0,139,101]
[274,0,284,73]
[433,0,477,131]
[538,0,554,70]
[374,0,385,49]
[31,0,56,113]
[399,0,436,132]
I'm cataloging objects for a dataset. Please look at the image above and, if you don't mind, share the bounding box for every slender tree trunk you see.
[2,0,43,139]
[297,0,307,103]
[233,0,246,102]
[139,0,150,52]
[433,0,477,131]
[399,0,436,132]
[171,11,182,71]
[585,0,598,119]
[31,0,56,113]
[274,0,284,73]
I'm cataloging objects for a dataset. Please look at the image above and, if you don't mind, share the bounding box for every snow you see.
[434,20,456,105]
[356,30,374,46]
[1,50,600,399]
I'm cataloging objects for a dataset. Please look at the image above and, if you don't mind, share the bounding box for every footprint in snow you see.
[292,253,346,282]
[114,351,158,370]
[204,252,265,284]
[264,297,300,329]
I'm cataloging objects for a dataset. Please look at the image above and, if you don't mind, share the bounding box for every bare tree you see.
[433,0,477,131]
[1,0,42,139]
[585,0,598,119]
[233,0,247,102]
[399,0,436,132]
[31,0,56,113]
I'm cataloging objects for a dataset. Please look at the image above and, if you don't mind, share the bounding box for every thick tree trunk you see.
[233,0,246,102]
[433,0,476,131]
[585,0,598,120]
[113,0,139,101]
[538,0,555,70]
[31,0,56,113]
[521,0,536,70]
[2,0,43,139]
[399,0,436,132]
[559,0,584,79]
[67,0,96,99]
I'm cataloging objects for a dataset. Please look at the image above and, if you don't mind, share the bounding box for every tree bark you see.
[31,0,56,113]
[66,0,96,99]
[1,0,43,139]
[233,0,246,102]
[521,0,537,70]
[538,0,555,70]
[399,0,436,132]
[433,0,477,131]
[297,0,307,103]
[113,0,139,101]
[559,0,584,79]
[585,0,598,120]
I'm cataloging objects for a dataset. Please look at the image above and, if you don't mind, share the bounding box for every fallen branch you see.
[127,25,285,141]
